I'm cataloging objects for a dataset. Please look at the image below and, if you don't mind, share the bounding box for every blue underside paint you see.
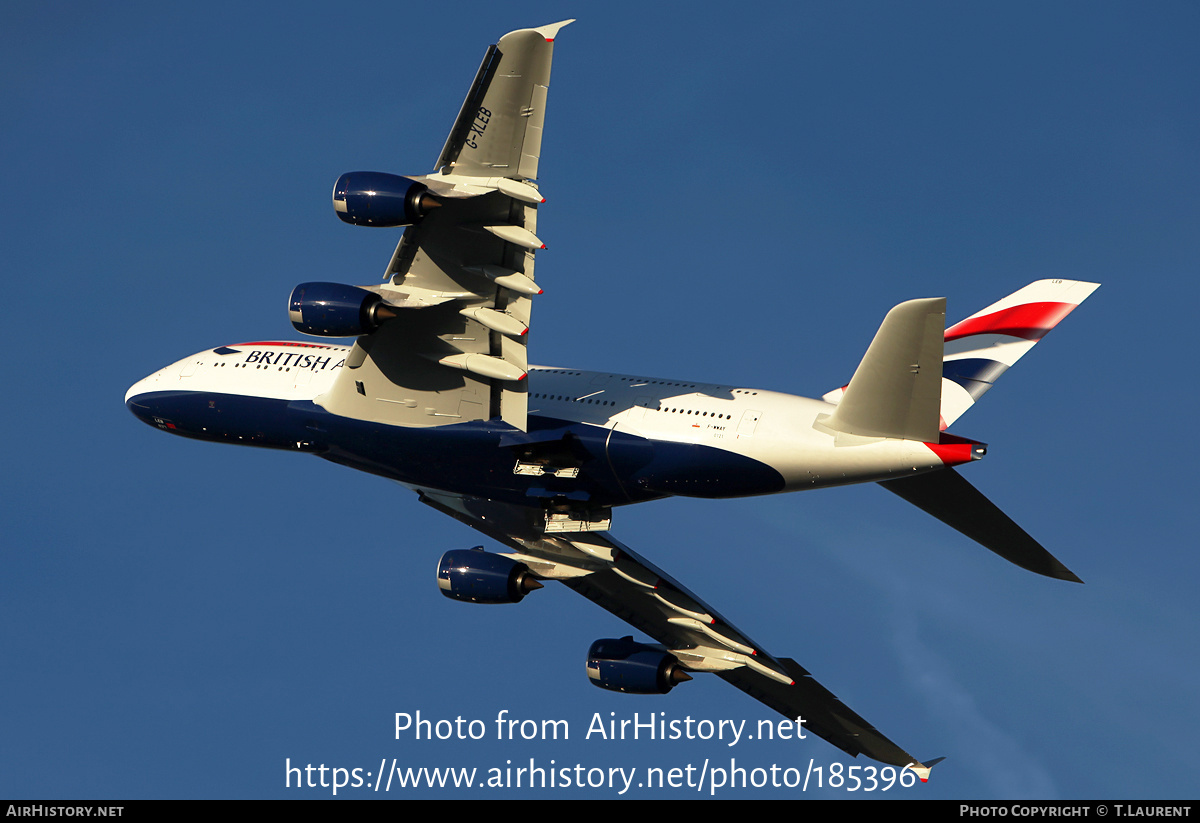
[127,390,786,508]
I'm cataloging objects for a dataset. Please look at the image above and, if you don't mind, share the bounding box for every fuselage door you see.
[737,409,762,437]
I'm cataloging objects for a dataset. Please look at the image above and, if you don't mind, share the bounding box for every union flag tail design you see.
[938,280,1099,428]
[821,280,1099,429]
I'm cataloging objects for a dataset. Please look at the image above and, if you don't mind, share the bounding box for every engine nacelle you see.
[586,637,692,694]
[288,282,385,337]
[332,171,439,227]
[437,547,543,604]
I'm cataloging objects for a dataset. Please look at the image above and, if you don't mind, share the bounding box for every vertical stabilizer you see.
[826,297,946,442]
[821,280,1099,430]
[939,280,1100,428]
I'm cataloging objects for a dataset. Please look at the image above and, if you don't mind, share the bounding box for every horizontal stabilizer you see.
[879,468,1082,582]
[826,297,946,442]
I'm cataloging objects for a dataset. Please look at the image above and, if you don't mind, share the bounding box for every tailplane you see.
[880,468,1083,582]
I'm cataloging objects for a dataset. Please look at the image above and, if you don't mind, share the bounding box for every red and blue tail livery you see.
[940,279,1099,427]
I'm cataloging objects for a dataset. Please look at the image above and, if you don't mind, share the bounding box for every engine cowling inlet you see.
[586,637,692,694]
[288,282,394,337]
[437,547,543,604]
[332,171,440,227]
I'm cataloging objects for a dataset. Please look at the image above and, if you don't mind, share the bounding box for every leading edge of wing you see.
[415,488,936,776]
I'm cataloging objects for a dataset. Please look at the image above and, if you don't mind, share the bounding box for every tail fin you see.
[939,279,1099,428]
[823,280,1099,429]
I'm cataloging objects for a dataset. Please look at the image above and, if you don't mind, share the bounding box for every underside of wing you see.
[317,191,537,430]
[315,23,572,432]
[417,488,936,776]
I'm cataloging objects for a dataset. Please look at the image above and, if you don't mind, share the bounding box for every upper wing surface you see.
[417,488,935,775]
[317,23,572,432]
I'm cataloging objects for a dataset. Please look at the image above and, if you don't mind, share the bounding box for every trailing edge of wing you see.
[879,468,1082,582]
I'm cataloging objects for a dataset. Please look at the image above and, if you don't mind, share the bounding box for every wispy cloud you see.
[762,495,1060,796]
[888,603,1059,798]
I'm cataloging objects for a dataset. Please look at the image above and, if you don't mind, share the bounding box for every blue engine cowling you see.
[332,171,436,227]
[586,637,692,694]
[437,547,543,604]
[288,282,384,337]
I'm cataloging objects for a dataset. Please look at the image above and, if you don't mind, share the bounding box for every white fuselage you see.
[126,342,964,504]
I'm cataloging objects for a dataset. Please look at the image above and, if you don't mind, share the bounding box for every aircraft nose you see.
[125,377,202,438]
[125,370,173,428]
[125,376,150,406]
[125,366,168,405]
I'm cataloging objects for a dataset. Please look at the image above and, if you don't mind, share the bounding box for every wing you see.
[435,19,573,179]
[316,22,573,432]
[418,488,938,778]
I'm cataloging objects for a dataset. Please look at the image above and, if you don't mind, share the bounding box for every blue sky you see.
[3,2,1198,799]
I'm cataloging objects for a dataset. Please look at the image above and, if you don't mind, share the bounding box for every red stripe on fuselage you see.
[235,341,341,349]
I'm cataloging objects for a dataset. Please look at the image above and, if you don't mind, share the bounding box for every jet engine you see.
[288,282,397,337]
[437,547,543,604]
[332,171,441,227]
[586,637,692,694]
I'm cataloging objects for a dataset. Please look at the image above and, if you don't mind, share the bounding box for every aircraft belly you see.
[629,439,786,498]
[520,415,787,501]
[125,390,319,451]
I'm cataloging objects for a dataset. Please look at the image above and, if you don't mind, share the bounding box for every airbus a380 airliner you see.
[126,21,1097,779]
